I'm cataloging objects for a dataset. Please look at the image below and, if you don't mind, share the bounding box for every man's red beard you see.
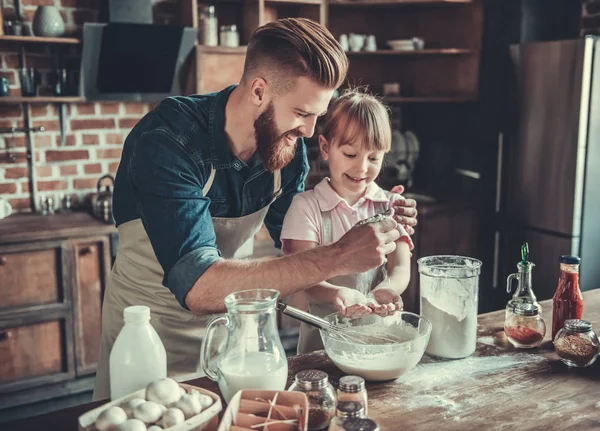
[255,101,300,172]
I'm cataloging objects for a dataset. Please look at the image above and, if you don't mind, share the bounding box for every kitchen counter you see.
[6,290,600,431]
[0,212,117,245]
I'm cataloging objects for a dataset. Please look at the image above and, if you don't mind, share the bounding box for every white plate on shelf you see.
[387,39,416,51]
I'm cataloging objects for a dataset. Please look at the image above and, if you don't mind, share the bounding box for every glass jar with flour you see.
[200,289,288,403]
[418,256,482,359]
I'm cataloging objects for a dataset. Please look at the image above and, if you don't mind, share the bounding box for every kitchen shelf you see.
[0,96,86,105]
[197,45,247,54]
[0,35,81,46]
[266,0,323,4]
[384,96,477,103]
[348,48,475,55]
[329,0,471,6]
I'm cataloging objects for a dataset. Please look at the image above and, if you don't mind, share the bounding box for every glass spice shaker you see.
[337,376,368,416]
[288,370,337,430]
[341,418,380,431]
[328,401,365,431]
[220,24,239,48]
[504,302,546,348]
[554,319,599,368]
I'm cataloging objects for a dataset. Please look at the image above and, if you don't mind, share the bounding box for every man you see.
[93,18,417,399]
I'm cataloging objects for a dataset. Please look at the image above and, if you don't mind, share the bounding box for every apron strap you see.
[202,166,216,196]
[322,210,333,245]
[272,170,282,199]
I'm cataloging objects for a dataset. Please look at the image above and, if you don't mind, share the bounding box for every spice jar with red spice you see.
[555,319,599,367]
[504,302,546,348]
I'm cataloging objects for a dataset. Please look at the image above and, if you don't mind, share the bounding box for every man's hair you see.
[242,18,348,93]
[321,88,392,152]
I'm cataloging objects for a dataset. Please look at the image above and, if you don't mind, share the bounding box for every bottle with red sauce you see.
[552,255,583,340]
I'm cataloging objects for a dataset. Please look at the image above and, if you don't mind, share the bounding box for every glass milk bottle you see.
[200,289,288,403]
[109,306,167,400]
[418,255,482,359]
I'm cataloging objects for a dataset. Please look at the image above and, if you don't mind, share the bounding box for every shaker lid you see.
[560,255,581,265]
[339,375,366,393]
[509,301,540,316]
[295,370,328,389]
[342,418,379,431]
[336,401,364,419]
[564,319,592,333]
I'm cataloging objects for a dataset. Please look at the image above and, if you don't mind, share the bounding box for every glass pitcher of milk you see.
[200,289,288,403]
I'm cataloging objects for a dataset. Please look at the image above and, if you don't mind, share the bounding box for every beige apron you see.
[93,167,281,400]
[296,201,387,355]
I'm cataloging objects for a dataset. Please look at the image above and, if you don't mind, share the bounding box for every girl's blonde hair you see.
[321,88,392,152]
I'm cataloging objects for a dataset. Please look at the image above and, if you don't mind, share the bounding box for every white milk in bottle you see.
[109,305,167,399]
[218,351,288,402]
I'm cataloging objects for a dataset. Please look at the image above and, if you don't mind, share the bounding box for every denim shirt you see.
[113,85,309,308]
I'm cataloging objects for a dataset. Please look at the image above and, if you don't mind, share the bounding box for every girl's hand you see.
[368,285,403,317]
[390,185,418,235]
[334,288,372,319]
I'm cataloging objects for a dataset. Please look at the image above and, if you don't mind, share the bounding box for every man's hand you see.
[334,288,372,319]
[368,284,403,317]
[335,218,400,275]
[390,185,418,235]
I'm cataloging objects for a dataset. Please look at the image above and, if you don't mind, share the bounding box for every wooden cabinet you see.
[0,213,116,409]
[72,237,112,376]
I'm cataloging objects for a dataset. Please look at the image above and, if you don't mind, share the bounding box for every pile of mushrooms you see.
[93,378,214,431]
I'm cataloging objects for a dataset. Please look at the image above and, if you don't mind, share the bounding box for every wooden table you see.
[6,291,600,431]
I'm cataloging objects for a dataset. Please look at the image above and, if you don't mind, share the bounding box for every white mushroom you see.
[160,408,185,428]
[179,386,186,398]
[133,401,165,424]
[190,389,213,409]
[173,393,202,419]
[147,427,164,431]
[121,398,146,418]
[145,378,182,406]
[118,418,147,431]
[95,406,128,431]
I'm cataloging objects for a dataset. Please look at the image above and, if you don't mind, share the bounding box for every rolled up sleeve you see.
[131,130,222,308]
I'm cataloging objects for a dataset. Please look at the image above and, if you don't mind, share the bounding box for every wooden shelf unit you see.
[347,48,476,55]
[0,35,81,45]
[329,0,472,6]
[384,96,477,103]
[0,96,86,105]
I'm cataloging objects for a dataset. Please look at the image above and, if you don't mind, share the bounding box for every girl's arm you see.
[284,238,372,318]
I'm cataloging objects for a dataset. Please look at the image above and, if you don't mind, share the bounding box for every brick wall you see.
[0,0,179,213]
[582,0,600,35]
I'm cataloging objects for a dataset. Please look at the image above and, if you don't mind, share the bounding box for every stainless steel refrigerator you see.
[492,36,600,301]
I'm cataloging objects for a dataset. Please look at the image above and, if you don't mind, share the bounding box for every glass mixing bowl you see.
[320,311,431,381]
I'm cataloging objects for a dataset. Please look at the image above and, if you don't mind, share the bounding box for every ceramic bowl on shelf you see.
[387,39,416,51]
[320,311,431,381]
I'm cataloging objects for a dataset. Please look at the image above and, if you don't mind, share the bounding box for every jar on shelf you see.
[288,370,337,430]
[199,5,218,46]
[554,319,599,368]
[220,24,239,48]
[337,376,368,416]
[328,401,365,431]
[504,302,546,348]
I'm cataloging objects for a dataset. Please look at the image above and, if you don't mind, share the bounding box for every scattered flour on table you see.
[596,401,600,409]
[398,354,546,417]
[477,336,497,346]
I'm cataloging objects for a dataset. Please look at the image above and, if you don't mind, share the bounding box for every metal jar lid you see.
[564,319,592,333]
[339,375,366,393]
[220,24,237,32]
[509,302,541,317]
[295,369,328,390]
[342,418,379,431]
[560,255,581,265]
[336,401,364,419]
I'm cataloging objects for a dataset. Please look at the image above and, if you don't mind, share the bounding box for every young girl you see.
[280,89,413,354]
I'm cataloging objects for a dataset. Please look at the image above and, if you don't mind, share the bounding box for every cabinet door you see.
[0,317,73,392]
[71,237,111,376]
[0,243,66,310]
